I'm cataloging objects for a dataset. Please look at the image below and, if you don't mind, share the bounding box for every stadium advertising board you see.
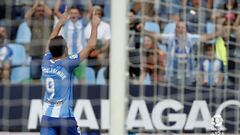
[28,99,240,131]
[0,85,239,132]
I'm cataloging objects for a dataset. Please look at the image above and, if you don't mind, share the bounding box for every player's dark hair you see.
[49,36,67,58]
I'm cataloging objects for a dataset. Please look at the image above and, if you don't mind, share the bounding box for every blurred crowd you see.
[0,0,110,84]
[128,0,240,89]
[0,0,240,89]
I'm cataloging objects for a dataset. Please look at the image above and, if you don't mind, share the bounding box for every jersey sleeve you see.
[43,52,52,60]
[63,53,81,72]
[41,52,52,65]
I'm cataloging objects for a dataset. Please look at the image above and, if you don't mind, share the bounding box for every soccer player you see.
[40,7,100,135]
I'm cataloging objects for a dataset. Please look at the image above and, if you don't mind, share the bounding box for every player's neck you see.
[52,55,65,61]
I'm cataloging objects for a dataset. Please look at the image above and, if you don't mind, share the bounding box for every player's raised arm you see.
[45,6,68,52]
[79,9,100,61]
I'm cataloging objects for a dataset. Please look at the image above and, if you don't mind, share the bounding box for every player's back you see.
[41,52,80,118]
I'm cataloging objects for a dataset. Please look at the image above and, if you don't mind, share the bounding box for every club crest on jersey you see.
[69,54,78,59]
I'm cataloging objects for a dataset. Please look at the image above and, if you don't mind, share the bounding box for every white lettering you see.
[152,99,186,130]
[27,99,239,131]
[185,101,211,130]
[27,100,42,129]
[74,100,99,129]
[101,100,109,130]
[126,100,154,130]
[42,67,66,80]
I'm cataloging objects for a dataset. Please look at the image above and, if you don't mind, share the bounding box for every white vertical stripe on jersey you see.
[51,104,62,117]
[42,102,50,115]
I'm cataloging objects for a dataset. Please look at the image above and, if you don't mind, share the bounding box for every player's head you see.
[49,36,68,58]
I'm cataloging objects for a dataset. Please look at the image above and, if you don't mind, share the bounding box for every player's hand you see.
[91,9,100,27]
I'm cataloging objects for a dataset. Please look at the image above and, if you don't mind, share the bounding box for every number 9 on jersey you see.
[46,77,55,93]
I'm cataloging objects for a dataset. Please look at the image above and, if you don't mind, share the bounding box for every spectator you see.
[215,20,237,87]
[138,35,165,84]
[199,44,224,87]
[55,1,92,84]
[212,0,239,26]
[84,5,111,77]
[54,0,92,26]
[150,21,222,85]
[128,8,161,82]
[0,26,12,84]
[128,9,141,81]
[24,0,53,82]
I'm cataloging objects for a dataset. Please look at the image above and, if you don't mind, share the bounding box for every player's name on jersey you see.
[42,67,67,80]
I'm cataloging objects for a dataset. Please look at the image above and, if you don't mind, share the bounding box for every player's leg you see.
[40,115,57,135]
[65,124,80,135]
[40,127,57,135]
[60,117,80,135]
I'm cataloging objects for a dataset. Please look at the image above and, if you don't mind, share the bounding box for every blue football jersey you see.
[41,52,80,118]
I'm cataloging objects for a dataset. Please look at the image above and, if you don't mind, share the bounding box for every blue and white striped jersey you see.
[41,52,80,118]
